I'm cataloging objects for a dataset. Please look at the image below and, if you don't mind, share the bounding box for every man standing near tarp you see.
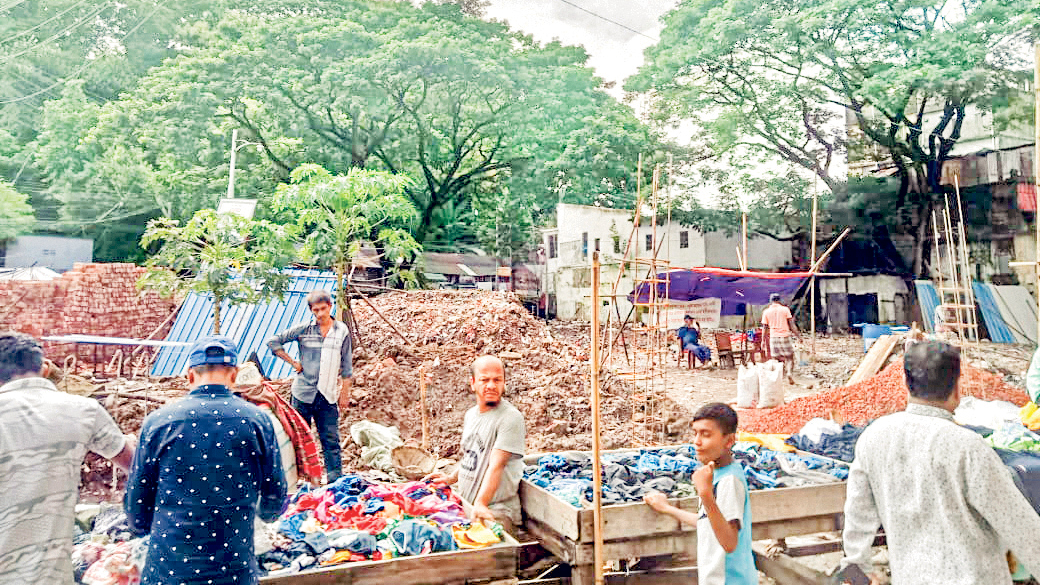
[268,289,352,483]
[425,355,526,534]
[762,293,800,384]
[0,332,135,585]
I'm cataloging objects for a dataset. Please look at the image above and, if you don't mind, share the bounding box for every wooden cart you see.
[258,534,519,585]
[521,456,847,585]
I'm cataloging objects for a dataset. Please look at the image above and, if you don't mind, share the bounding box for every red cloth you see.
[238,382,324,484]
[1018,183,1037,212]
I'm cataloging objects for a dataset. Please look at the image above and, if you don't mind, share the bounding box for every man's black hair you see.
[189,363,237,377]
[693,402,738,435]
[903,340,960,401]
[0,331,45,385]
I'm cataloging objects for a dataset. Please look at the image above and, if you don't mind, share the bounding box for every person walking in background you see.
[268,289,352,483]
[762,292,800,384]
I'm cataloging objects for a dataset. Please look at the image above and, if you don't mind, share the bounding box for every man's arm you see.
[840,455,882,577]
[964,441,1040,577]
[267,325,307,372]
[472,448,513,523]
[123,420,159,536]
[338,330,353,408]
[111,434,136,471]
[700,488,740,553]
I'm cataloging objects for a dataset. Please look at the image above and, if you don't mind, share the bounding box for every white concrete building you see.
[542,203,794,320]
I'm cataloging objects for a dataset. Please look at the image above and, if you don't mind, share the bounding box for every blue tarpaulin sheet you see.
[973,282,1016,344]
[914,280,940,333]
[630,267,811,307]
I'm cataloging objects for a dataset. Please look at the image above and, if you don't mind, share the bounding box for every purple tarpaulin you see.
[629,267,811,311]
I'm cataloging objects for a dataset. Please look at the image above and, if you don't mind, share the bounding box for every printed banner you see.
[665,298,722,330]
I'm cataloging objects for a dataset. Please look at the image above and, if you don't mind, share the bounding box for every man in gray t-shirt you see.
[427,355,525,533]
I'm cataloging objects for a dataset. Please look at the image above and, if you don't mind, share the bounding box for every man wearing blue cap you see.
[125,336,287,585]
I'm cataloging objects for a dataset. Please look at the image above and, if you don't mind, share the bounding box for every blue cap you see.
[187,336,239,368]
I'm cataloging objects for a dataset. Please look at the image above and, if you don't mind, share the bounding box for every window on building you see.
[594,238,601,252]
[548,235,557,259]
[582,232,589,258]
[679,231,689,249]
[613,235,621,254]
[645,234,652,251]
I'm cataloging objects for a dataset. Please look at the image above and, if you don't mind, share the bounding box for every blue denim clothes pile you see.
[785,423,866,462]
[524,445,848,508]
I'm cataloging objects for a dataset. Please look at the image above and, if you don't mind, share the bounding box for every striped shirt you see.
[0,377,125,585]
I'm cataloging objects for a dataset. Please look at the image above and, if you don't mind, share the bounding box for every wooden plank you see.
[750,483,846,523]
[846,334,899,385]
[597,497,697,542]
[752,543,829,585]
[523,567,699,585]
[520,480,582,541]
[259,537,517,585]
[752,515,843,540]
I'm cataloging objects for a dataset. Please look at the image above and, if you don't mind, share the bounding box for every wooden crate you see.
[259,535,519,585]
[520,450,848,585]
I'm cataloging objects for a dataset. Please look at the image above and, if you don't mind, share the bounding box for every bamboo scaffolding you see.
[590,251,605,585]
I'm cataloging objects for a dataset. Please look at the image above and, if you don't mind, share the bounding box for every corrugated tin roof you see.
[151,269,339,377]
[0,266,61,280]
[422,252,498,276]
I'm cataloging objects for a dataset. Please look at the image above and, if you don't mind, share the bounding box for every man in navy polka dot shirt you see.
[125,336,288,585]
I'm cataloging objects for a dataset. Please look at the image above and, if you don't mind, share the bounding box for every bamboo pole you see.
[809,228,852,274]
[942,200,964,344]
[735,245,746,271]
[742,212,749,270]
[590,250,605,585]
[953,176,978,342]
[348,284,413,349]
[810,180,818,365]
[419,364,428,450]
[932,210,946,332]
[1034,43,1039,346]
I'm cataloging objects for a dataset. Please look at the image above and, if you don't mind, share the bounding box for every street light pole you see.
[227,129,262,200]
[227,129,239,200]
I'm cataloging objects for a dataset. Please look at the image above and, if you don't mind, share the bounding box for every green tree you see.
[32,0,659,257]
[137,209,297,333]
[0,180,35,240]
[273,164,420,317]
[628,0,1038,274]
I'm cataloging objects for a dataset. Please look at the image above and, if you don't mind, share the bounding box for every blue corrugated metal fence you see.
[152,269,339,377]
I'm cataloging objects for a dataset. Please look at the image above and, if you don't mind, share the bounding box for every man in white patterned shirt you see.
[0,332,134,585]
[841,340,1040,584]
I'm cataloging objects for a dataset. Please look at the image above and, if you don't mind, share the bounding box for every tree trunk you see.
[212,296,222,334]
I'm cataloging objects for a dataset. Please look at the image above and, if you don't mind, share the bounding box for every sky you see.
[484,0,678,92]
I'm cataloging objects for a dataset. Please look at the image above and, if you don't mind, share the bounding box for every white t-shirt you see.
[0,377,125,585]
[697,473,748,585]
[456,400,526,523]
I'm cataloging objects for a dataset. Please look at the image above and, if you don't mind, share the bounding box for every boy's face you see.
[692,419,735,465]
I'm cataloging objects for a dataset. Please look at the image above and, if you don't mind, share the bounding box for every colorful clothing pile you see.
[259,475,504,576]
[72,476,505,583]
[523,445,848,508]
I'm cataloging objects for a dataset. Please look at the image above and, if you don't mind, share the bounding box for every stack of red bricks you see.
[0,263,179,364]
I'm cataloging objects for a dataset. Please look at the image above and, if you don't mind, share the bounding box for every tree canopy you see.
[137,209,297,332]
[0,180,35,241]
[4,0,664,261]
[628,0,1038,273]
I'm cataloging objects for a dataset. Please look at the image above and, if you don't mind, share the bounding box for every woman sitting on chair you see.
[677,315,712,367]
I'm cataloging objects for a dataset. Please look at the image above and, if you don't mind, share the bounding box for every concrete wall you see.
[3,235,93,271]
[703,232,793,270]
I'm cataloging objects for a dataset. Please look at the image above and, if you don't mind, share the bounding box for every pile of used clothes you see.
[523,444,848,508]
[72,476,504,583]
[259,475,504,577]
[72,504,147,585]
[784,418,865,462]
